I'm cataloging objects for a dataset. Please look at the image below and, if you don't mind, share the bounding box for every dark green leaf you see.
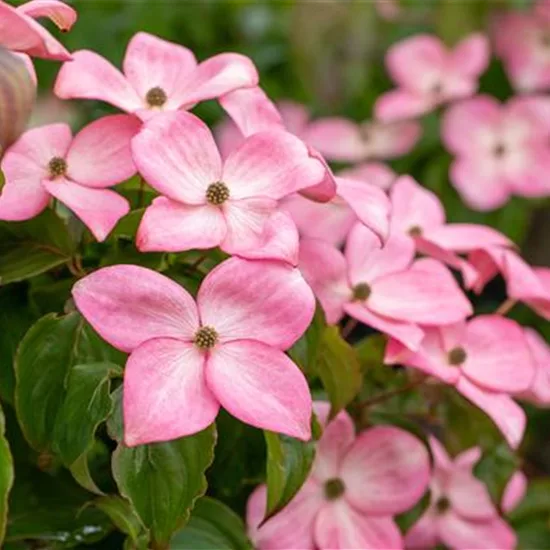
[288,307,325,374]
[112,425,217,548]
[510,479,550,523]
[475,443,519,504]
[0,403,13,543]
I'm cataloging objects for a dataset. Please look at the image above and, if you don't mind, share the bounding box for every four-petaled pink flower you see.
[247,402,430,550]
[442,95,550,210]
[406,437,516,550]
[0,0,76,61]
[0,114,141,241]
[375,33,489,122]
[54,32,258,121]
[131,111,325,256]
[299,223,472,351]
[386,315,535,448]
[72,257,315,446]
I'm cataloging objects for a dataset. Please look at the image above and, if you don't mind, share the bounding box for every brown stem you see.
[354,377,427,410]
[495,298,516,316]
[67,255,86,278]
[189,254,207,271]
[341,318,358,339]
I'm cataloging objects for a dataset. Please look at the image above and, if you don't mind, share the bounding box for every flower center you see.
[324,478,345,501]
[146,86,168,107]
[493,143,506,158]
[206,181,230,205]
[352,282,371,301]
[48,156,67,179]
[431,81,443,95]
[409,225,423,237]
[540,30,550,49]
[194,326,218,349]
[435,496,451,514]
[448,346,467,366]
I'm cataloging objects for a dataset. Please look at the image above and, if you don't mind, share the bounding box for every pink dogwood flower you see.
[247,402,430,550]
[72,257,315,446]
[520,328,550,405]
[0,114,140,241]
[299,223,472,350]
[502,471,528,514]
[339,162,397,191]
[54,32,258,121]
[386,315,535,448]
[406,437,517,549]
[0,0,76,61]
[442,95,550,210]
[375,33,489,122]
[131,111,325,257]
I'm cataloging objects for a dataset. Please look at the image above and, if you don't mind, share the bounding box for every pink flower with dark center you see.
[406,437,516,550]
[299,223,472,350]
[247,402,430,550]
[131,111,325,257]
[442,95,550,210]
[54,32,258,121]
[0,114,140,241]
[0,0,76,61]
[376,33,489,122]
[386,315,535,448]
[72,257,315,446]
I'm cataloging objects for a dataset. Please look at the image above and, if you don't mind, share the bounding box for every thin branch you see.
[354,377,427,410]
[341,318,358,339]
[495,298,517,316]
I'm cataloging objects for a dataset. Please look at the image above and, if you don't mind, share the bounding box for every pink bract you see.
[0,115,140,241]
[247,402,430,549]
[54,31,258,121]
[72,257,315,445]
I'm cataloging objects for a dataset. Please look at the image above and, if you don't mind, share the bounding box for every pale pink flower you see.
[520,328,550,405]
[299,223,472,350]
[339,162,397,191]
[131,111,324,257]
[442,95,550,210]
[0,115,140,241]
[386,315,535,448]
[502,471,528,513]
[0,0,76,61]
[54,32,258,121]
[247,402,430,550]
[72,257,315,446]
[494,0,550,92]
[406,437,517,549]
[375,0,401,21]
[376,33,489,122]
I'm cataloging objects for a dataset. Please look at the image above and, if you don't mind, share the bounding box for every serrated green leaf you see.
[112,425,217,548]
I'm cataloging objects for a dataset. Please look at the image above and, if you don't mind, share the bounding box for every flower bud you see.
[0,47,36,156]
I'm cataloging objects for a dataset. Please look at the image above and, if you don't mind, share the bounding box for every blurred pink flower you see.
[375,0,401,21]
[443,95,550,210]
[376,33,489,122]
[0,0,76,61]
[520,328,550,405]
[502,471,528,514]
[0,114,140,240]
[406,437,517,549]
[339,162,397,191]
[247,402,430,550]
[55,32,258,121]
[299,223,472,350]
[131,111,324,258]
[72,258,315,446]
[386,315,535,448]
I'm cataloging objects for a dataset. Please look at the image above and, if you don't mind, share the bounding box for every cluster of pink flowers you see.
[1,1,548,548]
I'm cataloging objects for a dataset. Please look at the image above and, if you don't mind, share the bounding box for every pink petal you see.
[428,435,453,471]
[21,15,72,60]
[389,175,445,236]
[54,51,142,112]
[501,471,527,513]
[340,426,430,515]
[405,510,439,549]
[72,265,200,353]
[0,3,42,55]
[176,53,259,109]
[66,114,141,188]
[374,89,433,122]
[336,177,391,243]
[214,117,243,159]
[522,328,550,404]
[206,340,312,440]
[298,239,351,324]
[278,100,310,135]
[339,162,397,190]
[136,197,227,252]
[456,377,526,449]
[528,267,550,319]
[314,501,403,550]
[221,197,278,254]
[454,447,482,470]
[122,32,197,107]
[17,0,77,30]
[361,120,422,160]
[461,316,535,393]
[447,469,497,521]
[131,111,222,204]
[426,223,512,252]
[450,33,490,77]
[439,512,516,550]
[43,178,129,242]
[304,118,365,162]
[345,223,415,286]
[298,147,337,203]
[198,257,315,349]
[369,258,473,325]
[222,130,325,200]
[123,338,218,446]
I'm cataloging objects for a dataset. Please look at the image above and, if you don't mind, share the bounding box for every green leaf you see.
[312,326,362,418]
[263,431,315,521]
[171,497,252,550]
[288,307,325,374]
[510,479,550,522]
[112,425,217,548]
[474,443,519,504]
[0,209,74,285]
[0,404,13,543]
